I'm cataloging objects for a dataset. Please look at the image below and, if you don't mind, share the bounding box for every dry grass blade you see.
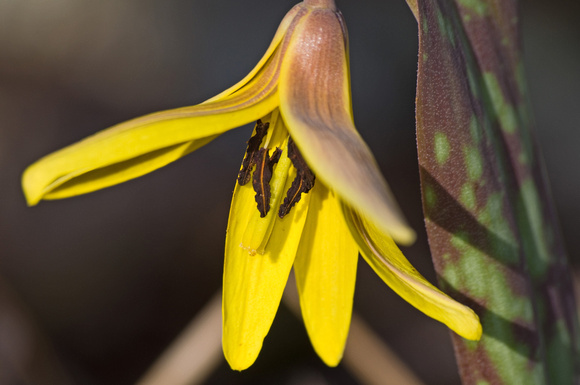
[136,292,222,385]
[343,313,424,385]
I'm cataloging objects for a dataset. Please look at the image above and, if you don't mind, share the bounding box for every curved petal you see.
[278,5,415,245]
[343,206,482,341]
[223,118,310,370]
[23,45,282,206]
[41,136,215,201]
[293,183,358,366]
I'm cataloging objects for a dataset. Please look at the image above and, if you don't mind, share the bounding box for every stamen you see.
[237,119,269,185]
[252,147,282,217]
[261,114,278,149]
[279,138,315,218]
[240,136,292,255]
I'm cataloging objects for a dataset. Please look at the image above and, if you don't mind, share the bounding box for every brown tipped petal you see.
[278,6,415,244]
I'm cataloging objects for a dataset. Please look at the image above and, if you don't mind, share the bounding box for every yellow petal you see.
[278,4,415,245]
[23,44,283,206]
[222,121,310,370]
[293,183,358,366]
[41,136,215,201]
[343,207,482,341]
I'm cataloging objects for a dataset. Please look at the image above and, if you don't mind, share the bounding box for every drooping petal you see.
[22,44,283,206]
[343,206,482,341]
[278,4,415,245]
[223,117,310,370]
[293,183,358,366]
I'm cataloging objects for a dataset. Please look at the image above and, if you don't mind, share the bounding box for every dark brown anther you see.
[252,147,282,217]
[279,138,315,218]
[238,120,269,185]
[269,147,282,165]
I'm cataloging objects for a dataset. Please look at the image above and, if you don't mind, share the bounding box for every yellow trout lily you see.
[22,0,481,370]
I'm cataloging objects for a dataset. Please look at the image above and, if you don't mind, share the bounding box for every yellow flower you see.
[22,0,481,371]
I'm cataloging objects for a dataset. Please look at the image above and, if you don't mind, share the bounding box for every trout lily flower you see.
[22,0,481,370]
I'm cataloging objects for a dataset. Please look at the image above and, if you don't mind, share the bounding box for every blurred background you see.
[0,0,578,384]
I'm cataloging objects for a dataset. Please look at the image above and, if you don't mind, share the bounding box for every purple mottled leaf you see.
[414,0,580,383]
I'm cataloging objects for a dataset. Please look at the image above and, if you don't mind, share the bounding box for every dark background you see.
[0,1,578,384]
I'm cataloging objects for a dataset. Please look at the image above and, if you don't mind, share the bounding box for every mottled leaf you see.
[415,1,580,384]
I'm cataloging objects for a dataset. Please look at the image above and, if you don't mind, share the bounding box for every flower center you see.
[238,119,316,219]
